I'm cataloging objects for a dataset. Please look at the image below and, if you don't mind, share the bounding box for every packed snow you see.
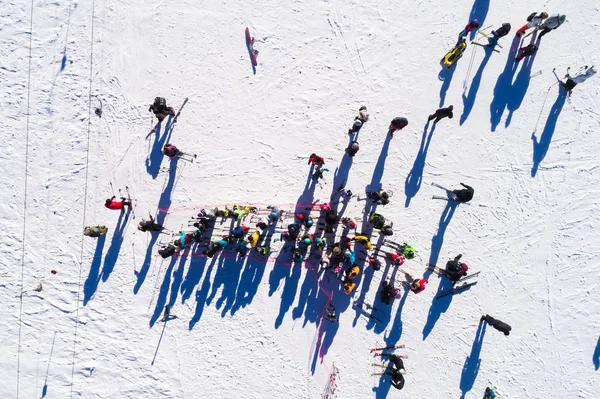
[1,0,599,398]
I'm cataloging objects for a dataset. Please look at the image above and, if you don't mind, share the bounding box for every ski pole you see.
[34,270,58,292]
[109,182,115,196]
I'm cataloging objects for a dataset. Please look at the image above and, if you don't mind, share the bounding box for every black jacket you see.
[453,183,474,202]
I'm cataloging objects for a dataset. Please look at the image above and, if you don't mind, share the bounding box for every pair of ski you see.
[471,29,502,53]
[353,300,383,323]
[146,97,189,138]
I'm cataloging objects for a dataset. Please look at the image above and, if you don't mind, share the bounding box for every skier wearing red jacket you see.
[105,196,131,210]
[410,278,428,294]
[308,153,325,166]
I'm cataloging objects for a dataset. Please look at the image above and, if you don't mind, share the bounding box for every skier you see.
[236,240,249,258]
[315,237,327,251]
[192,228,204,243]
[379,223,394,236]
[203,236,230,258]
[341,217,357,230]
[380,280,400,305]
[342,250,356,267]
[248,230,261,248]
[368,254,382,271]
[158,244,177,259]
[312,167,329,182]
[352,234,373,250]
[308,153,325,166]
[515,44,538,62]
[255,245,270,256]
[484,387,499,399]
[380,353,406,390]
[325,303,338,322]
[366,189,390,205]
[558,66,597,95]
[174,232,194,249]
[149,97,174,122]
[458,19,480,41]
[428,105,454,123]
[330,246,343,267]
[267,205,281,224]
[138,214,163,232]
[445,254,468,284]
[492,23,512,39]
[346,141,360,157]
[481,314,512,336]
[369,212,386,230]
[515,12,548,37]
[324,209,339,232]
[83,225,108,237]
[410,278,428,294]
[389,251,404,266]
[345,264,360,280]
[104,196,131,210]
[538,14,566,38]
[388,117,408,136]
[343,279,356,294]
[435,182,475,203]
[233,207,247,222]
[348,106,369,134]
[230,225,249,239]
[163,144,180,159]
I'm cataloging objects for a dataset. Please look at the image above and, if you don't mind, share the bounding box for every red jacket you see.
[105,197,124,210]
[308,155,324,166]
[411,278,428,294]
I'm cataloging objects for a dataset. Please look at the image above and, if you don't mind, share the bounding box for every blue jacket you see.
[343,250,356,266]
[231,226,246,238]
[268,206,281,222]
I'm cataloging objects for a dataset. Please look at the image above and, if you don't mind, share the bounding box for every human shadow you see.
[180,244,209,304]
[459,321,487,398]
[425,201,458,278]
[468,0,490,39]
[330,152,354,205]
[489,36,522,132]
[101,209,131,282]
[309,287,338,375]
[531,88,567,177]
[83,235,106,305]
[439,67,456,107]
[405,122,436,207]
[149,256,178,327]
[292,265,320,326]
[189,256,218,330]
[274,259,302,329]
[593,336,600,370]
[373,288,409,399]
[366,133,392,194]
[460,48,493,124]
[231,254,265,314]
[422,278,455,339]
[145,116,173,179]
[208,250,245,317]
[505,46,538,127]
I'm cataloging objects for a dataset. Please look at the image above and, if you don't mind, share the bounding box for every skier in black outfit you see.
[428,105,453,123]
[445,254,468,284]
[492,23,511,39]
[158,244,176,259]
[367,189,390,205]
[380,281,399,305]
[138,214,164,232]
[346,141,360,157]
[380,353,406,390]
[452,183,474,203]
[348,106,369,135]
[481,315,512,336]
[388,117,408,135]
[149,97,174,122]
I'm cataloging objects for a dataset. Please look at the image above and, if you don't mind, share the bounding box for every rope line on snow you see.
[16,0,36,397]
[70,0,95,396]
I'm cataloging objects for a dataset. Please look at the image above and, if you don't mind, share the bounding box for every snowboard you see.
[245,27,258,67]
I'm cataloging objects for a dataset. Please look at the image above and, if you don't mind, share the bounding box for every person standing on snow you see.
[516,44,538,62]
[410,278,428,294]
[312,167,329,182]
[481,314,512,336]
[559,66,597,95]
[105,196,131,210]
[445,254,468,284]
[348,106,369,135]
[149,97,175,122]
[308,153,325,167]
[163,144,181,159]
[346,141,360,157]
[267,206,281,224]
[83,225,108,237]
[492,23,511,39]
[381,354,406,390]
[515,12,548,36]
[230,225,249,239]
[380,280,400,305]
[138,214,163,232]
[452,183,475,203]
[388,117,408,136]
[351,234,373,250]
[236,240,249,258]
[538,14,566,38]
[158,244,177,259]
[458,19,480,41]
[428,105,454,123]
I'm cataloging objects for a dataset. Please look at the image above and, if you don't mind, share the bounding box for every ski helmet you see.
[460,263,468,271]
[315,238,322,244]
[540,12,548,19]
[307,219,314,227]
[344,251,352,258]
[303,237,311,245]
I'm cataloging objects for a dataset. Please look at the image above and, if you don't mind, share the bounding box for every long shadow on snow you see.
[425,201,458,280]
[180,243,209,304]
[593,336,600,370]
[309,278,338,374]
[531,88,567,177]
[83,235,107,305]
[422,278,455,340]
[189,256,219,330]
[505,47,538,128]
[459,321,487,399]
[460,48,493,125]
[467,0,490,39]
[489,36,522,132]
[134,158,179,293]
[439,67,456,107]
[231,254,266,315]
[405,122,436,207]
[145,116,173,179]
[101,208,131,282]
[373,288,410,399]
[208,247,245,317]
[149,256,178,327]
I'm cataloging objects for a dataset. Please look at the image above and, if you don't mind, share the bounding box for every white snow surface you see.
[2,0,600,398]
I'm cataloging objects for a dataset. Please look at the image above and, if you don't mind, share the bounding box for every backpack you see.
[382,226,393,236]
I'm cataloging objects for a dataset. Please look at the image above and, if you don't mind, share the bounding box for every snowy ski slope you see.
[1,0,599,398]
